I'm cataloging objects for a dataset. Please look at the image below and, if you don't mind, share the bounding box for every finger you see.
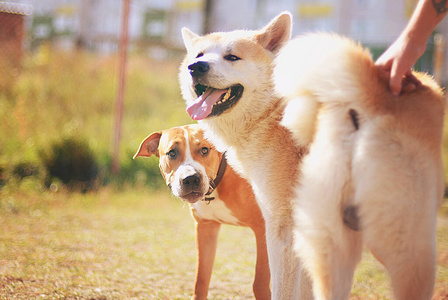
[389,63,403,96]
[376,58,393,84]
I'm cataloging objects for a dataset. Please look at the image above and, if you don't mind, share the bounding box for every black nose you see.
[182,174,201,187]
[188,61,210,77]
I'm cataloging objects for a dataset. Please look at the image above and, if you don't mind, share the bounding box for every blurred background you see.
[1,1,448,298]
[3,0,448,65]
[1,0,448,192]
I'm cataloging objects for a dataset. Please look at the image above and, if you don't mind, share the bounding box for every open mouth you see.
[186,84,244,120]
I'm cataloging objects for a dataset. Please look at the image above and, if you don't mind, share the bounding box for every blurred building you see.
[0,2,32,65]
[15,0,448,48]
[2,0,448,82]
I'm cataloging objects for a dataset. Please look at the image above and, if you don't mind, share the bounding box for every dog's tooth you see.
[225,88,231,99]
[214,88,232,106]
[221,89,231,103]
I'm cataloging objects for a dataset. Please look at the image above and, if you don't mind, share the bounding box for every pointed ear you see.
[181,27,200,52]
[255,12,292,54]
[133,131,162,159]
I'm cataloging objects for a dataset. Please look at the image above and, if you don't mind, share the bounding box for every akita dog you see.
[179,11,445,299]
[179,13,313,299]
[275,33,445,299]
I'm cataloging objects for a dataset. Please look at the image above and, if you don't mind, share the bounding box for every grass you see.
[0,187,447,299]
[0,187,259,299]
[1,48,448,298]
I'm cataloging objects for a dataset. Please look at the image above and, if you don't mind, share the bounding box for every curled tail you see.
[274,33,376,146]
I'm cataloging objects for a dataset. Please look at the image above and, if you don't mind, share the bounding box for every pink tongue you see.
[186,88,228,120]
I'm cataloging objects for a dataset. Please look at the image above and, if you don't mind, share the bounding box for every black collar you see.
[204,151,227,203]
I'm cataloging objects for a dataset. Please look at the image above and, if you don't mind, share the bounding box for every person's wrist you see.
[400,29,427,60]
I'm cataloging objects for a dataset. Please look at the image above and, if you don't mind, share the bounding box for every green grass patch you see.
[0,188,447,299]
[1,46,448,298]
[0,187,259,299]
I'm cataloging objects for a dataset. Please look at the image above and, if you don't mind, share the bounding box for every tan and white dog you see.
[275,33,445,299]
[134,124,270,300]
[180,13,313,299]
[179,11,445,300]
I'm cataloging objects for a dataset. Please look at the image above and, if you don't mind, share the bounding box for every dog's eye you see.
[167,149,178,159]
[224,54,241,61]
[200,147,209,155]
[196,52,204,58]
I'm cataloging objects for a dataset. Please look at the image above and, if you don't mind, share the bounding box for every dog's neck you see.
[200,93,285,152]
[199,93,290,182]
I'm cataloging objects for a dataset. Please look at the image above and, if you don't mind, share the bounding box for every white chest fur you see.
[190,191,242,226]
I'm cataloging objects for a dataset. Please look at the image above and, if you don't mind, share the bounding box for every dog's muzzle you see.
[174,168,207,203]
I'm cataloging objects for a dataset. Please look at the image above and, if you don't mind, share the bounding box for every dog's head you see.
[134,125,222,203]
[179,12,292,123]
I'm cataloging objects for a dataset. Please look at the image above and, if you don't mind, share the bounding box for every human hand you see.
[375,36,424,96]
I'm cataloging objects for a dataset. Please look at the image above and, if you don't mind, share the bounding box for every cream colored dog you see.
[179,10,445,299]
[180,12,313,299]
[275,33,445,299]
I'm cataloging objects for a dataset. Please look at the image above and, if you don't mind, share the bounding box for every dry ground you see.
[0,188,447,299]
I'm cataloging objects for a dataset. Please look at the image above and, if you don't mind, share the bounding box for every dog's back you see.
[276,33,444,147]
[275,33,445,299]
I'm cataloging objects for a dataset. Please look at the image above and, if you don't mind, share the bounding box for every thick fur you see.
[134,125,270,300]
[275,33,445,299]
[180,13,314,299]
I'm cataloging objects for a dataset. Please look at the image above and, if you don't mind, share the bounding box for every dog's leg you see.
[294,208,362,299]
[293,109,363,299]
[353,125,441,300]
[264,216,314,300]
[192,220,221,300]
[294,174,362,299]
[366,228,436,300]
[359,178,438,300]
[251,226,271,300]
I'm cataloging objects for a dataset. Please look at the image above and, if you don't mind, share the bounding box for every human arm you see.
[375,0,448,96]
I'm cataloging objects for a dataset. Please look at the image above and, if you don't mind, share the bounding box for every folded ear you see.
[181,27,200,52]
[255,12,292,54]
[133,131,162,159]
